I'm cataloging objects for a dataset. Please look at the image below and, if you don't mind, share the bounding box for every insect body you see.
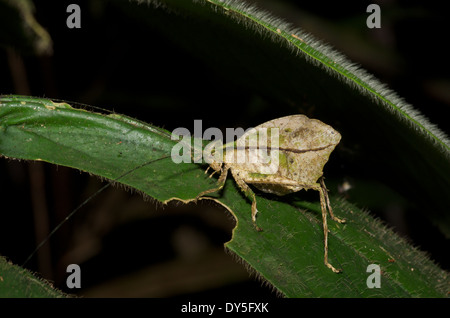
[197,115,345,273]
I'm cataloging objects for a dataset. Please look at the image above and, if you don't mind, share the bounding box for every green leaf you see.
[0,95,204,201]
[0,255,66,297]
[1,95,448,297]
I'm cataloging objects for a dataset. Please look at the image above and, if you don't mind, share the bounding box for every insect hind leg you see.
[315,178,343,273]
[320,177,346,224]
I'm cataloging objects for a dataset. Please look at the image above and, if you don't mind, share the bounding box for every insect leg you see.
[316,183,341,273]
[320,177,345,224]
[229,169,262,232]
[196,165,230,199]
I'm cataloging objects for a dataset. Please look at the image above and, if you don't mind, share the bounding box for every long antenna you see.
[22,155,171,267]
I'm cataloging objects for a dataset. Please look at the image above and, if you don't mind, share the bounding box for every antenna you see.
[22,155,171,267]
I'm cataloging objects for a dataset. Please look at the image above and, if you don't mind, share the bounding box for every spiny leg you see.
[317,183,341,273]
[320,177,345,224]
[204,166,219,179]
[196,165,229,200]
[230,169,262,232]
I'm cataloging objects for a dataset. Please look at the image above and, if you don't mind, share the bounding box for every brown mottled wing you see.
[232,115,341,195]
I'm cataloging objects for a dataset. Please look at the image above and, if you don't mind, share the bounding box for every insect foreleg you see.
[196,165,230,199]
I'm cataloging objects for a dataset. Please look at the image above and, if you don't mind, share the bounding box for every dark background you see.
[0,0,448,297]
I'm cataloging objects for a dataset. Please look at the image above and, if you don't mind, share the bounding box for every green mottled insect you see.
[197,115,345,273]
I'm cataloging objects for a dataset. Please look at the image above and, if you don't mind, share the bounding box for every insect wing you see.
[251,115,341,185]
